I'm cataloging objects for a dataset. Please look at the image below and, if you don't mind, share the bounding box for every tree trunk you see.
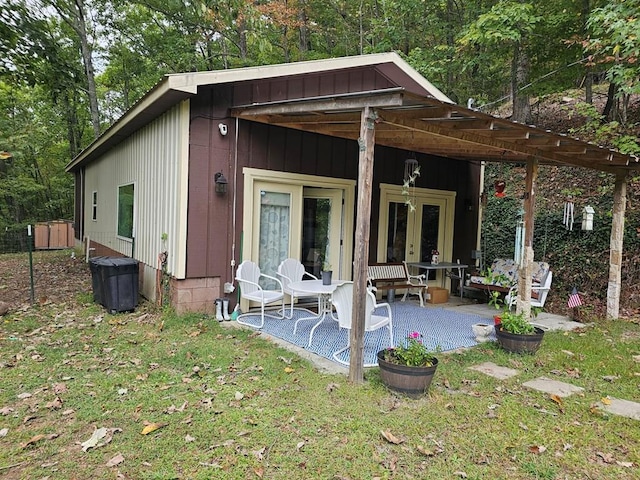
[511,41,531,124]
[582,0,592,104]
[52,0,101,138]
[298,1,309,55]
[602,82,618,122]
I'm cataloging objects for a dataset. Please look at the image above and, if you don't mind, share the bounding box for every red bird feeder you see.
[494,180,506,197]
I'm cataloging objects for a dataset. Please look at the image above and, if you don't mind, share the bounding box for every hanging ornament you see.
[494,180,506,197]
[563,201,574,231]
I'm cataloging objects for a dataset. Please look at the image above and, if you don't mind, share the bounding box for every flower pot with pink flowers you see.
[377,332,439,398]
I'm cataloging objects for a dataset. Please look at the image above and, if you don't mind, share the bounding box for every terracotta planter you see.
[495,326,545,354]
[377,351,438,398]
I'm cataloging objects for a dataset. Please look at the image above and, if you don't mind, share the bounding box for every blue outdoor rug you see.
[235,302,496,366]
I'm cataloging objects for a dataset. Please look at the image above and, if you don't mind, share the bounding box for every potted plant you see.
[321,261,332,285]
[494,309,545,354]
[488,290,504,325]
[377,332,438,398]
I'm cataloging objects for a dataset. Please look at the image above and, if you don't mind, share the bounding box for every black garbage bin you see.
[89,257,139,313]
[89,256,107,305]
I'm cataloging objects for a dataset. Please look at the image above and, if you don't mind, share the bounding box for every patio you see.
[224,296,580,373]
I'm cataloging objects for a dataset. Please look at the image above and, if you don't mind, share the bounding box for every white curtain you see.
[259,191,290,288]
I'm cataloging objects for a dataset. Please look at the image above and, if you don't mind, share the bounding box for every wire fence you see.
[0,225,138,307]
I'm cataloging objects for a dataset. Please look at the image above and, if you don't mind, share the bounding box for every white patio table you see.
[288,279,346,347]
[407,261,469,298]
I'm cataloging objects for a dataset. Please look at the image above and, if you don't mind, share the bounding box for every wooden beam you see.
[231,91,404,117]
[516,157,538,319]
[349,106,376,383]
[607,173,627,319]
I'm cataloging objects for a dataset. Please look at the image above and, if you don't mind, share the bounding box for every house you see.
[66,52,635,318]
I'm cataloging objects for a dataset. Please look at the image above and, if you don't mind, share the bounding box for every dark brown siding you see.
[185,67,479,280]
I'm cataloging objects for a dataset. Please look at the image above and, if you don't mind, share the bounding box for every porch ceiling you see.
[231,88,638,175]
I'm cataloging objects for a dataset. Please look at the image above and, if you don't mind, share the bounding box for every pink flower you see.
[409,331,420,339]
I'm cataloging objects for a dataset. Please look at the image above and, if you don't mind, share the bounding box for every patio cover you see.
[232,88,637,381]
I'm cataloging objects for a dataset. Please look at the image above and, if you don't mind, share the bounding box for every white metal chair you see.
[505,270,553,310]
[235,260,285,328]
[330,282,394,366]
[401,261,427,307]
[276,258,319,318]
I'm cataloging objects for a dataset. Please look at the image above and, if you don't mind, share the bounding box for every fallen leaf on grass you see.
[601,375,619,382]
[106,453,125,467]
[597,451,615,464]
[81,427,122,451]
[326,383,340,392]
[141,422,167,435]
[380,430,403,444]
[549,394,563,406]
[284,367,295,373]
[453,471,468,478]
[0,428,8,437]
[185,434,196,443]
[416,445,436,456]
[21,433,58,449]
[17,392,32,400]
[0,406,14,415]
[529,445,547,454]
[601,397,612,405]
[616,461,634,468]
[254,466,264,478]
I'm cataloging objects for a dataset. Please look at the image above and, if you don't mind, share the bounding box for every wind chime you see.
[563,198,574,231]
[563,199,594,231]
[402,157,420,212]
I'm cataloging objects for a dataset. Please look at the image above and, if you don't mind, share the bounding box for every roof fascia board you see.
[165,52,452,103]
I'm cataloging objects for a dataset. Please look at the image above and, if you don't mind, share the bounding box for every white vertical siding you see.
[84,101,189,295]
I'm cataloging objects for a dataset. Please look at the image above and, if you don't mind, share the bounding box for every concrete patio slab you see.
[597,397,640,420]
[469,362,519,380]
[523,377,584,397]
[444,300,584,332]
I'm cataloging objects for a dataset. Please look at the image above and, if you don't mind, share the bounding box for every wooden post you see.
[607,173,627,319]
[349,106,377,383]
[516,157,538,319]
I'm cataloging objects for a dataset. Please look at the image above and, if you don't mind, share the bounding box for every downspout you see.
[230,117,239,282]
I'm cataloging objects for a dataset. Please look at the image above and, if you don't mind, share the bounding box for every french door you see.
[378,184,455,284]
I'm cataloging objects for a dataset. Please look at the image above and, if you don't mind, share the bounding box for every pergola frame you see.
[231,88,637,382]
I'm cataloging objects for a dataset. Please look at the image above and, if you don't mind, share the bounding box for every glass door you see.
[379,184,454,285]
[302,188,343,278]
[252,182,303,285]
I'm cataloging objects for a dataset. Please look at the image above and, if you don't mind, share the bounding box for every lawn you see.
[0,251,638,479]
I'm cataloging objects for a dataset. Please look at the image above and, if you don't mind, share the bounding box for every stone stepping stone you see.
[597,397,640,420]
[469,362,519,380]
[523,377,584,397]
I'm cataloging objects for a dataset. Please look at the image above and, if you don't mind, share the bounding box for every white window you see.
[91,191,98,221]
[117,183,135,239]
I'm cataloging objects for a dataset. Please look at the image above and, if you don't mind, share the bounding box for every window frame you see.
[117,182,136,240]
[91,191,98,221]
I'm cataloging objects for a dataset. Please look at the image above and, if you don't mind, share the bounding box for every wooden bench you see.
[367,262,428,307]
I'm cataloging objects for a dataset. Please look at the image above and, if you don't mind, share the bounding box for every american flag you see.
[567,287,583,309]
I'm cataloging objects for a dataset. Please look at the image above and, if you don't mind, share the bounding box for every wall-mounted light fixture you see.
[214,172,228,195]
